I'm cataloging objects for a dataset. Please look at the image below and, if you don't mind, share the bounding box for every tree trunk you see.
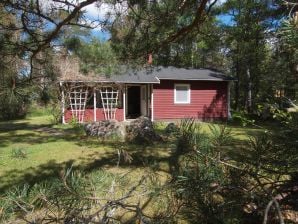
[246,68,252,113]
[234,58,240,111]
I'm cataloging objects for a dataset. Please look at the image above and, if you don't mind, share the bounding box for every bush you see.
[49,103,62,124]
[176,118,202,153]
[26,103,51,117]
[209,124,233,159]
[11,148,27,159]
[0,90,30,120]
[231,110,255,126]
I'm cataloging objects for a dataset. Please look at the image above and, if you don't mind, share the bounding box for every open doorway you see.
[127,86,141,118]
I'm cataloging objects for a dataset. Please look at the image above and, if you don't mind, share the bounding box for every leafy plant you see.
[11,148,27,159]
[232,110,255,127]
[69,117,85,134]
[176,118,202,153]
[209,124,233,160]
[173,149,229,223]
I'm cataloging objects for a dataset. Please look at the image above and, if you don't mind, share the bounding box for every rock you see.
[84,117,161,143]
[84,120,125,141]
[125,116,161,144]
[165,122,179,134]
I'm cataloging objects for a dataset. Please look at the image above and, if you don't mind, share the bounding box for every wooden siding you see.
[64,108,124,123]
[153,80,228,120]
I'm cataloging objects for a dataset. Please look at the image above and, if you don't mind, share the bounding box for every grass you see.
[0,115,172,193]
[1,112,282,223]
[0,113,270,194]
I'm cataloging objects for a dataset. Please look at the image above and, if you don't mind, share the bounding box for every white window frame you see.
[174,84,191,104]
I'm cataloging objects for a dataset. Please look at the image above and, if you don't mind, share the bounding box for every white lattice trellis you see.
[68,86,88,123]
[100,87,119,120]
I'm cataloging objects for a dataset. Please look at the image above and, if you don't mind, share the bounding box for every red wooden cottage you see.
[59,66,233,123]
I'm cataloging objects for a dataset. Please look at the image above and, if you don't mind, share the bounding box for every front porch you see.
[60,82,154,123]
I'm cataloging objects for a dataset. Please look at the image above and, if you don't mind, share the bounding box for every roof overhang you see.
[157,78,233,81]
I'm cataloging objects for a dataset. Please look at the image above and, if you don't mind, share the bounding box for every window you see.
[174,84,190,104]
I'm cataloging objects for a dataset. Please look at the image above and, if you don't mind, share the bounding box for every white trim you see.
[174,83,191,104]
[60,82,66,124]
[123,85,126,121]
[59,80,160,84]
[117,81,160,84]
[151,84,154,122]
[158,78,230,81]
[227,82,231,119]
[140,85,147,116]
[93,88,96,122]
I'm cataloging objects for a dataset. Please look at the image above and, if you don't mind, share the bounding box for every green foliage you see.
[0,81,32,120]
[175,154,228,222]
[0,165,177,223]
[65,38,119,76]
[248,133,274,171]
[221,0,288,112]
[0,168,127,223]
[11,148,27,159]
[279,18,298,56]
[232,110,255,126]
[176,118,202,153]
[173,121,233,223]
[256,103,293,124]
[209,124,233,159]
[209,124,233,148]
[69,117,85,134]
[49,103,62,125]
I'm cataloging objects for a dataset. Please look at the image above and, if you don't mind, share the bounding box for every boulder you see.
[84,117,161,143]
[84,120,125,141]
[125,116,161,144]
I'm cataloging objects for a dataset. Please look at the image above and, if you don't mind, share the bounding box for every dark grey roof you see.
[59,66,233,83]
[110,68,159,83]
[111,66,232,83]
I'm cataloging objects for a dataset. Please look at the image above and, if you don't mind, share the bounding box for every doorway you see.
[127,86,141,118]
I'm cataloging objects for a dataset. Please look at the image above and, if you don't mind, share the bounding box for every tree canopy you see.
[0,0,297,115]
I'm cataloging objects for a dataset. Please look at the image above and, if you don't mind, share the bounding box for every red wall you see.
[153,80,228,120]
[64,108,124,123]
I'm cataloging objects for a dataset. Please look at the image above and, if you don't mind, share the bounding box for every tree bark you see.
[234,57,240,111]
[246,68,252,113]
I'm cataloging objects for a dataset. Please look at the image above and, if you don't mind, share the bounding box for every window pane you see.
[175,85,189,103]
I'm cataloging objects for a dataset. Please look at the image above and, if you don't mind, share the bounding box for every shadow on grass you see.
[0,118,175,193]
[0,159,72,192]
[0,120,86,148]
[0,138,173,193]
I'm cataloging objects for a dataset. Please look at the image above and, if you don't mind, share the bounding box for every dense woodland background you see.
[0,0,297,223]
[0,0,297,119]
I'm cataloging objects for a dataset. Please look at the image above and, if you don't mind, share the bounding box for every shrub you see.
[11,148,27,159]
[0,90,30,120]
[176,118,202,153]
[173,147,229,223]
[49,102,62,124]
[209,124,233,159]
[232,110,255,126]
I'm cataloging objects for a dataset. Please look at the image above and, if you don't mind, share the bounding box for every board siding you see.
[153,80,228,120]
[64,108,124,123]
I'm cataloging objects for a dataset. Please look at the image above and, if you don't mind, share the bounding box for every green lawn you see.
[0,114,267,193]
[0,115,171,193]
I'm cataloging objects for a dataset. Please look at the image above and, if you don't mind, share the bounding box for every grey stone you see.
[84,117,161,143]
[125,116,161,144]
[84,120,125,141]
